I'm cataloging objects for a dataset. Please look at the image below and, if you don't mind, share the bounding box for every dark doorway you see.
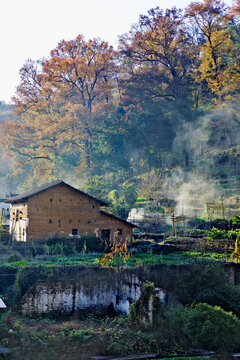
[101,229,111,240]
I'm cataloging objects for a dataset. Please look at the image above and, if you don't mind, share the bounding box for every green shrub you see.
[45,237,66,247]
[100,327,165,355]
[207,227,228,239]
[0,310,10,344]
[43,242,65,255]
[59,327,94,341]
[13,267,29,300]
[13,266,50,301]
[149,263,240,316]
[157,264,227,305]
[164,303,240,352]
[75,236,106,253]
[183,303,240,352]
[44,236,105,254]
[233,213,240,226]
[7,253,23,263]
[129,281,162,330]
[227,229,240,240]
[187,218,208,229]
[188,229,206,235]
[10,241,43,258]
[198,283,240,317]
[211,218,230,230]
[11,260,28,268]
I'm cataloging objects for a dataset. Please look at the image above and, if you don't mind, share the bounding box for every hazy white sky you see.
[0,0,232,103]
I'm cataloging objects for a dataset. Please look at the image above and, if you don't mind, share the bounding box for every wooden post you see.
[171,214,176,236]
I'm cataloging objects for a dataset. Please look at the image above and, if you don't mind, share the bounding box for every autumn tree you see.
[117,8,199,170]
[186,0,240,101]
[230,0,240,18]
[3,35,118,183]
[119,7,197,103]
[3,2,240,194]
[42,35,118,165]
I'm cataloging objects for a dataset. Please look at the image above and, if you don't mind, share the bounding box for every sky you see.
[0,0,232,103]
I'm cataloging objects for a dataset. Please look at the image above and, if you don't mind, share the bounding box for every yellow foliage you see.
[97,241,130,267]
[231,237,240,262]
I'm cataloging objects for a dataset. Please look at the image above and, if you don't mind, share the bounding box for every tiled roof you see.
[100,210,137,227]
[5,180,108,206]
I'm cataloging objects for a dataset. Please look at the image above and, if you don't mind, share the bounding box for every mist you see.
[165,103,240,218]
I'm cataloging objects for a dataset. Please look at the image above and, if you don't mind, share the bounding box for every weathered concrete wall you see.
[20,268,172,315]
[22,273,142,315]
[2,262,240,316]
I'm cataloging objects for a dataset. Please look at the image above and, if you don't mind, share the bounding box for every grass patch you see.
[3,250,233,269]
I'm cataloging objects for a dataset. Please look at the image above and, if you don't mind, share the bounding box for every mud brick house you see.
[6,180,136,243]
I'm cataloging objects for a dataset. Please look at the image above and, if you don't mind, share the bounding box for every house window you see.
[59,199,61,202]
[58,220,61,227]
[88,220,91,224]
[117,229,122,235]
[72,229,78,235]
[49,219,52,224]
[16,210,19,221]
[50,198,53,203]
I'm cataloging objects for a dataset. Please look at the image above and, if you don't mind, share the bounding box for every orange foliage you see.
[3,35,118,182]
[97,241,130,267]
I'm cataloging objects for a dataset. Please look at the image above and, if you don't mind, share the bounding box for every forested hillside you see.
[1,0,240,218]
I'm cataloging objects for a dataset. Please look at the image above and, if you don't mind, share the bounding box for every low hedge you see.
[10,235,106,257]
[45,235,106,253]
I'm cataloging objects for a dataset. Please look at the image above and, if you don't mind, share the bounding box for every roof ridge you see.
[6,180,108,206]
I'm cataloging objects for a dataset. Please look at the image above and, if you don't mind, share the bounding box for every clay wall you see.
[23,184,132,242]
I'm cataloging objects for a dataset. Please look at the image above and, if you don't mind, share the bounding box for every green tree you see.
[122,184,138,209]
